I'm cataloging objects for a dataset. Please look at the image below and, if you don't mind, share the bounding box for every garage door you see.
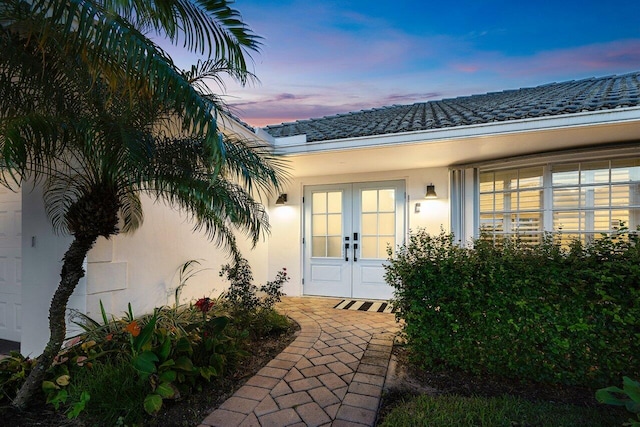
[0,186,21,342]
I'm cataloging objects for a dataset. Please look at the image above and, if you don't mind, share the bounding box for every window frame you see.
[450,146,640,244]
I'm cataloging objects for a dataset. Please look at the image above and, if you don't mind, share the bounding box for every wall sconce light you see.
[414,203,421,213]
[425,184,438,199]
[275,194,288,205]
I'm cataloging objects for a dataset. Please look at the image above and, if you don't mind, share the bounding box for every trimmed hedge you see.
[386,229,640,387]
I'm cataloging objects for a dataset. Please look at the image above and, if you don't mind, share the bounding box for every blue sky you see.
[171,0,640,126]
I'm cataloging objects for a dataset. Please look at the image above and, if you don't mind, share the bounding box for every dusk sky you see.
[167,1,640,127]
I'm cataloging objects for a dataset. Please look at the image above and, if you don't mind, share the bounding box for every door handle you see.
[345,243,349,261]
[353,243,358,262]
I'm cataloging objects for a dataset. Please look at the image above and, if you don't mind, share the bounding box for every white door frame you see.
[302,180,405,299]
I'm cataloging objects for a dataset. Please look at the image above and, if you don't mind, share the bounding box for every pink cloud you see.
[231,91,447,127]
[455,65,481,73]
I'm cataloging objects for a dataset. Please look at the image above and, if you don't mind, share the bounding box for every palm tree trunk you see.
[12,233,98,410]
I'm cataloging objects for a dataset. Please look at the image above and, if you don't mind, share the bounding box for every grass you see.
[379,394,628,427]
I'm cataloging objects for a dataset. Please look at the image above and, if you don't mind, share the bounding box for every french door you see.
[303,180,405,299]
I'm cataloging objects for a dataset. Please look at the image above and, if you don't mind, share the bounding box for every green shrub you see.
[220,257,287,313]
[386,228,640,387]
[219,257,290,338]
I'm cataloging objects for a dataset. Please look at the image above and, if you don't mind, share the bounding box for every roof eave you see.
[271,106,640,155]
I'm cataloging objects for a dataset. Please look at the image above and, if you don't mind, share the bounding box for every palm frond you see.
[221,135,289,197]
[100,0,261,62]
[43,172,86,234]
[15,0,226,166]
[184,57,259,93]
[118,189,144,233]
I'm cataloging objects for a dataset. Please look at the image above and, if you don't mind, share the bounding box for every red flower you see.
[195,297,214,313]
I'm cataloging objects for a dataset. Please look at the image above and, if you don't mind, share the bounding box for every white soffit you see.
[275,109,640,177]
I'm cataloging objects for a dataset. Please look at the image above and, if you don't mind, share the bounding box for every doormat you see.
[333,299,395,313]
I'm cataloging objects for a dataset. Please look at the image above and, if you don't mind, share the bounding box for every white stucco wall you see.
[21,184,85,357]
[267,167,450,297]
[84,195,269,321]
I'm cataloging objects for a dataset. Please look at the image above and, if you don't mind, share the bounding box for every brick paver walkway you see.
[199,297,399,427]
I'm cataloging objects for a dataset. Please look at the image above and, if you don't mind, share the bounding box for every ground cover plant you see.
[0,260,292,426]
[386,228,640,389]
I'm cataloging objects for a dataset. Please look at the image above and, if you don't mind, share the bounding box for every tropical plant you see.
[0,0,285,409]
[172,259,211,307]
[0,352,37,403]
[596,377,640,426]
[61,301,242,418]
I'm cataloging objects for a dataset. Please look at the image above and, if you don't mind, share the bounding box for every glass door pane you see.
[360,188,396,259]
[311,191,343,257]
